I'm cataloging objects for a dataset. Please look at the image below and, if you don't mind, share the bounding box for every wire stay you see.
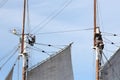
[0,44,19,64]
[32,0,73,34]
[0,47,19,71]
[0,0,8,8]
[35,28,93,35]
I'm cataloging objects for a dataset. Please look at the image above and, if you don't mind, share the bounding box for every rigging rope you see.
[102,52,111,66]
[96,0,100,27]
[30,46,51,56]
[96,0,104,31]
[11,56,20,80]
[5,56,19,80]
[17,56,20,80]
[26,0,31,33]
[102,52,120,80]
[34,42,66,49]
[0,44,19,64]
[32,0,73,34]
[36,28,93,35]
[0,0,8,8]
[102,32,120,37]
[103,49,115,54]
[0,47,19,71]
[103,37,120,47]
[13,56,19,67]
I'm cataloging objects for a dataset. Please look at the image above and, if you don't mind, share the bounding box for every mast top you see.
[94,0,97,47]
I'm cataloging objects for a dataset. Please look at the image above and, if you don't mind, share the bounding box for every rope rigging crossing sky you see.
[30,46,51,56]
[0,44,19,64]
[31,0,73,34]
[35,28,94,35]
[34,42,66,49]
[0,0,8,8]
[0,47,19,71]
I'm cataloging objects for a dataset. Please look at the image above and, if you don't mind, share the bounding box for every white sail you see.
[27,43,74,80]
[5,66,14,80]
[101,48,120,80]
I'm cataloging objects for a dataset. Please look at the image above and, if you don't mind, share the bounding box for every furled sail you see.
[101,48,120,80]
[27,43,74,80]
[5,66,14,80]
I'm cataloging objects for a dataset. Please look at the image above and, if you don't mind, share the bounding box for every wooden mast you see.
[93,0,99,80]
[94,0,100,80]
[94,0,104,80]
[21,0,27,80]
[21,0,26,54]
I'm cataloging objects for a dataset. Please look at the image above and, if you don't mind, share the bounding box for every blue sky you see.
[0,0,120,80]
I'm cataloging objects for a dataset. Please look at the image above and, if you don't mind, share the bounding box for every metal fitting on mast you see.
[95,27,104,50]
